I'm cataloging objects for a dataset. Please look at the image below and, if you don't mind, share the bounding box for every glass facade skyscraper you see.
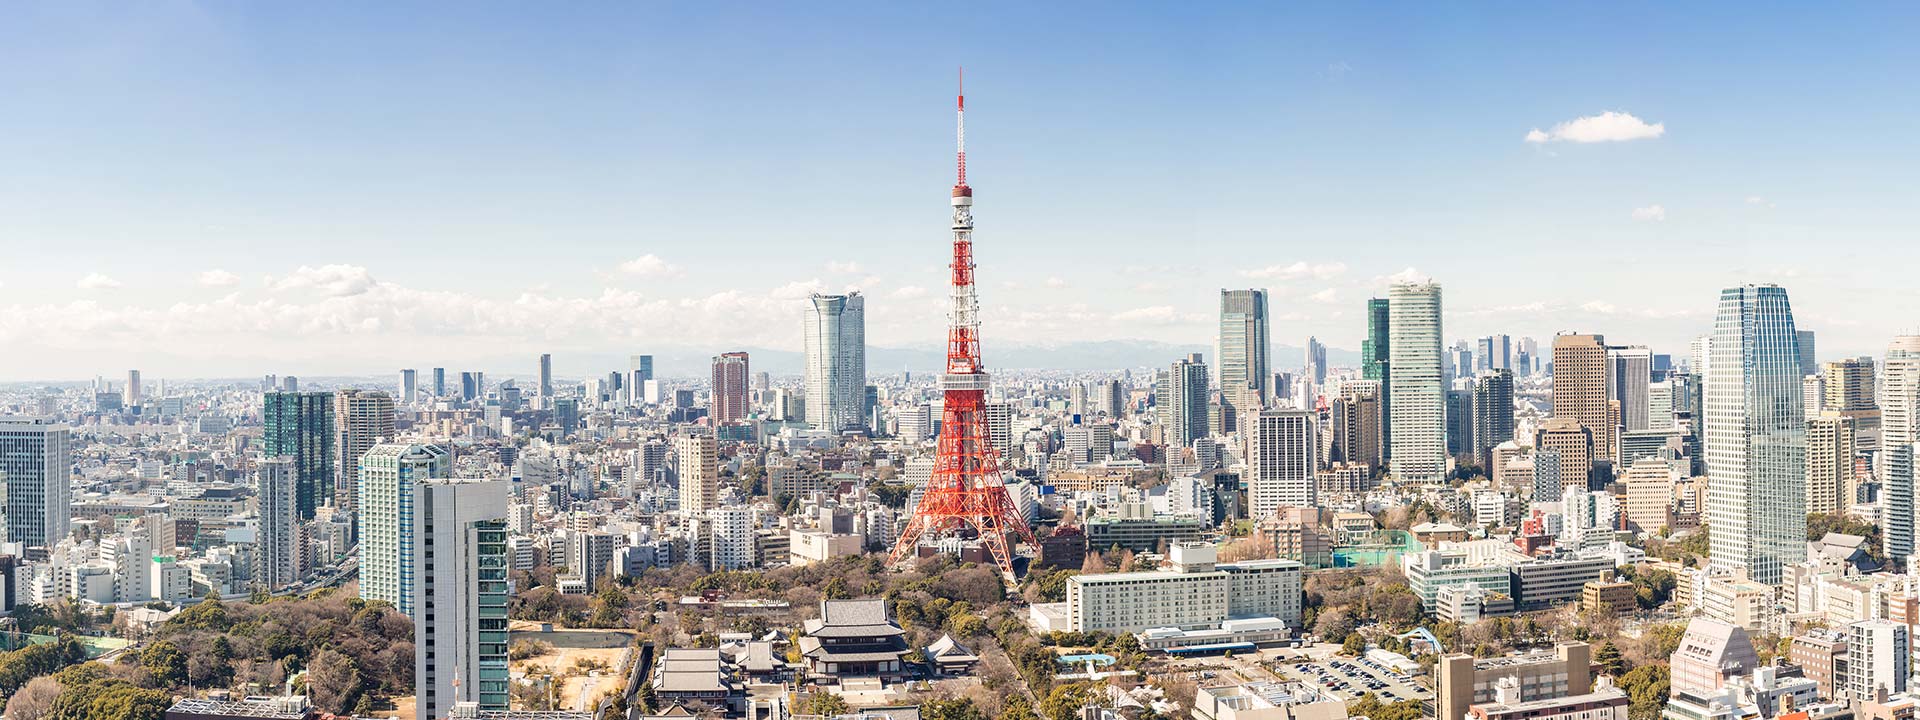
[1218,289,1270,418]
[263,391,335,520]
[1705,284,1805,586]
[804,292,867,432]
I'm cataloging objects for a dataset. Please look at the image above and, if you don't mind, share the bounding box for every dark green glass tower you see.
[263,391,335,520]
[1363,297,1391,381]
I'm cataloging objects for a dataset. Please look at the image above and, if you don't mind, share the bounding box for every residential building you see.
[711,352,751,424]
[263,391,335,520]
[1883,336,1920,564]
[1388,281,1445,484]
[332,389,395,526]
[255,457,300,590]
[676,435,717,515]
[1246,410,1316,520]
[359,443,452,616]
[1807,413,1859,516]
[1847,620,1909,701]
[1474,370,1515,470]
[1160,354,1211,447]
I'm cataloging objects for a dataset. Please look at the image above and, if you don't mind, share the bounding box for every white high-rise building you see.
[399,369,418,404]
[804,292,867,432]
[1246,410,1316,520]
[414,478,510,719]
[676,435,717,515]
[708,507,756,571]
[1845,620,1908,701]
[1648,381,1676,432]
[256,457,300,591]
[897,404,933,444]
[0,418,71,549]
[1388,282,1446,484]
[359,443,452,616]
[1706,284,1806,587]
[124,370,142,407]
[1879,336,1920,564]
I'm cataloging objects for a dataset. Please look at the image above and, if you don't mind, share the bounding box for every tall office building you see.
[1706,284,1805,587]
[538,353,553,399]
[1537,419,1595,496]
[413,478,510,719]
[1158,354,1210,447]
[1473,369,1515,471]
[1095,379,1125,418]
[1806,413,1858,516]
[804,292,867,432]
[1609,346,1653,432]
[1824,357,1882,452]
[1363,297,1391,459]
[711,352,751,424]
[1331,380,1385,471]
[1648,381,1676,432]
[124,370,142,407]
[1445,387,1474,459]
[358,443,452,616]
[1218,289,1271,418]
[1797,330,1819,378]
[1476,335,1512,372]
[1245,410,1316,520]
[629,355,655,404]
[1388,282,1445,484]
[399,369,418,404]
[1304,336,1327,387]
[1552,334,1615,463]
[334,389,396,522]
[0,418,71,548]
[431,367,447,398]
[263,391,335,520]
[676,435,718,515]
[254,457,299,591]
[1881,336,1920,563]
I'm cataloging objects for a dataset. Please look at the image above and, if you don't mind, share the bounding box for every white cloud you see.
[825,261,862,274]
[1111,306,1183,324]
[272,264,376,297]
[1045,276,1068,288]
[1631,204,1667,222]
[770,279,826,299]
[77,273,122,290]
[617,254,680,278]
[891,286,929,299]
[1746,196,1777,209]
[1524,111,1665,144]
[1581,300,1618,314]
[1240,261,1348,281]
[1310,288,1339,304]
[197,269,240,287]
[1374,267,1428,286]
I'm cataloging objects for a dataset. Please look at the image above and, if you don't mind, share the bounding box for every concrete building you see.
[711,352,751,424]
[1246,410,1316,520]
[332,389,395,525]
[1066,544,1302,633]
[1553,334,1615,465]
[1388,281,1445,484]
[1670,618,1761,696]
[359,443,452,616]
[708,507,755,571]
[1467,676,1626,720]
[1436,643,1592,720]
[0,417,71,549]
[413,478,511,719]
[1623,457,1680,533]
[1847,619,1909,701]
[1535,419,1594,497]
[255,457,300,590]
[676,435,717,515]
[1882,336,1920,564]
[1807,413,1859,516]
[1160,354,1211,447]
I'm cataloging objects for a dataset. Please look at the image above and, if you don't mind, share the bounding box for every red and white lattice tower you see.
[889,71,1038,578]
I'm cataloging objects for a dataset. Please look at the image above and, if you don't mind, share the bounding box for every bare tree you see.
[4,676,60,720]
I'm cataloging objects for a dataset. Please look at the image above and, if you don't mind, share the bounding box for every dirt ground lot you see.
[510,623,637,712]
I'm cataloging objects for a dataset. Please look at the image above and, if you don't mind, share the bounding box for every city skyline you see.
[5,4,1920,378]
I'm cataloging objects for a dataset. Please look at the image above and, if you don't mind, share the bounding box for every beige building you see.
[1552,334,1614,462]
[1807,412,1859,515]
[675,435,717,514]
[333,389,395,517]
[1437,643,1592,720]
[1622,457,1678,533]
[1535,419,1594,496]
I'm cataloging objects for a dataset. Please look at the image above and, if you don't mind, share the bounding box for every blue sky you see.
[2,3,1917,379]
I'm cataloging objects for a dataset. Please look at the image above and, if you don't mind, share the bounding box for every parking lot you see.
[1275,656,1430,704]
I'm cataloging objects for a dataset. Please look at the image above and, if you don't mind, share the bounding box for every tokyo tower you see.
[889,71,1038,578]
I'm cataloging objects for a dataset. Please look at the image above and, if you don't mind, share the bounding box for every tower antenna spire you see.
[956,66,967,189]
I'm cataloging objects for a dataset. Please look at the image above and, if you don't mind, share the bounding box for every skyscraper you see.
[1331,380,1384,471]
[1246,410,1316,520]
[1824,357,1881,452]
[1445,387,1474,459]
[1797,329,1818,378]
[1363,297,1391,459]
[1537,419,1595,497]
[538,353,553,399]
[1217,289,1271,419]
[431,367,447,397]
[1806,413,1857,516]
[1473,369,1515,470]
[263,391,335,520]
[334,389,396,524]
[804,292,867,432]
[358,442,452,616]
[1552,334,1614,463]
[676,435,717,515]
[1158,353,1210,448]
[1880,336,1920,564]
[0,417,71,548]
[399,368,418,404]
[1388,282,1445,484]
[1477,335,1512,372]
[254,457,299,591]
[124,370,142,407]
[1609,345,1652,432]
[711,352,751,424]
[1305,336,1327,387]
[1706,284,1805,587]
[630,355,654,404]
[413,477,510,719]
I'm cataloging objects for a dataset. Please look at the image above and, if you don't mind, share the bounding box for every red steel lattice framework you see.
[889,71,1038,578]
